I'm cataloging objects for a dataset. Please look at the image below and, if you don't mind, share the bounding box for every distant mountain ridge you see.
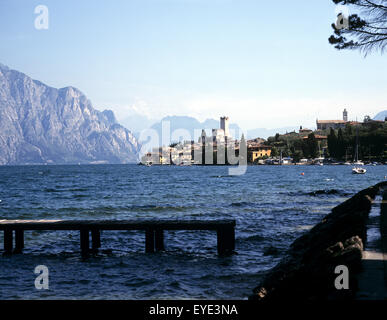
[120,114,301,149]
[148,116,298,141]
[374,110,387,121]
[0,64,139,164]
[147,116,242,147]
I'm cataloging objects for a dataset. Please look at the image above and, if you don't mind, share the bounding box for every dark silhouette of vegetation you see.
[305,133,319,159]
[268,121,387,162]
[327,123,387,160]
[267,132,322,160]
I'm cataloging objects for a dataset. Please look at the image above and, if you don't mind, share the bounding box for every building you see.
[299,126,313,135]
[199,129,207,144]
[316,109,349,130]
[248,137,265,145]
[316,120,347,130]
[343,108,348,122]
[248,145,272,162]
[141,151,166,165]
[302,134,327,141]
[198,116,233,143]
[212,128,225,142]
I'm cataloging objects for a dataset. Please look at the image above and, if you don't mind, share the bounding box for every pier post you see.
[80,229,90,257]
[145,229,155,253]
[14,230,24,254]
[91,229,101,251]
[217,225,235,255]
[4,229,13,255]
[155,229,165,251]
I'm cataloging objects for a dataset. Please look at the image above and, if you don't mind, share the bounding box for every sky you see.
[0,0,386,130]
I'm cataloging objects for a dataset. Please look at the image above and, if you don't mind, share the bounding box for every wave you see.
[48,204,197,215]
[44,187,89,193]
[284,189,351,197]
[242,234,265,242]
[230,202,255,207]
[307,189,351,197]
[44,188,61,193]
[211,175,237,178]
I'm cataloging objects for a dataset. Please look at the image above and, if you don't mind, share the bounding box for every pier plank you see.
[0,219,235,230]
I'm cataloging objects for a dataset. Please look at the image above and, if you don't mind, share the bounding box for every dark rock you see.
[250,183,384,301]
[308,189,340,196]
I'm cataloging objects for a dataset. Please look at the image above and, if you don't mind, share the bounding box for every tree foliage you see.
[267,122,387,161]
[327,122,387,160]
[267,132,323,160]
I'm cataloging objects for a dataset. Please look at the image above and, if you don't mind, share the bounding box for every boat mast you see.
[280,150,282,165]
[354,125,359,162]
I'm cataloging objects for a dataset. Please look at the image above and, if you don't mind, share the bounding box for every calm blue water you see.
[0,164,386,299]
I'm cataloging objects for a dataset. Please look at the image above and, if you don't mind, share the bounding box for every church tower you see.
[343,108,348,122]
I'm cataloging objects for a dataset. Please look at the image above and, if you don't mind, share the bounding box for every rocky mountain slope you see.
[0,64,139,164]
[374,110,387,121]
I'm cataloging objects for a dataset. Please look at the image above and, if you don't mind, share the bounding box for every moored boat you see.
[352,167,366,174]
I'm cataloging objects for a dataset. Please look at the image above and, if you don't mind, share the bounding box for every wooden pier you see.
[0,219,236,256]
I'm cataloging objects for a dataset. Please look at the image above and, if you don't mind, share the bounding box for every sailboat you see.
[316,143,324,165]
[352,126,366,174]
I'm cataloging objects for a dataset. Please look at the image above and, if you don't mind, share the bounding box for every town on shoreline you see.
[140,109,387,166]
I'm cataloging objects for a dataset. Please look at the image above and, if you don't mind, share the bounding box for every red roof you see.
[316,120,346,124]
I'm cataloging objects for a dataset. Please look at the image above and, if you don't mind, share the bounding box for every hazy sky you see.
[0,0,386,130]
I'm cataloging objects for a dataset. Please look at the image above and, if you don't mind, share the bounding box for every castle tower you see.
[343,108,348,122]
[200,129,207,143]
[220,116,229,138]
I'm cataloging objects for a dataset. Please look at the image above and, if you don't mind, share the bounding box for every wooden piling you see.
[14,230,24,254]
[80,229,90,257]
[145,229,155,253]
[155,229,165,251]
[217,225,235,255]
[4,229,13,255]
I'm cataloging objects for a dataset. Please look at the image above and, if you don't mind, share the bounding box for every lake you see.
[0,164,385,299]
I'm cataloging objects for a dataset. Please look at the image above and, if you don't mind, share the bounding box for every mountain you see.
[119,113,156,139]
[374,110,387,121]
[138,115,298,150]
[0,64,139,165]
